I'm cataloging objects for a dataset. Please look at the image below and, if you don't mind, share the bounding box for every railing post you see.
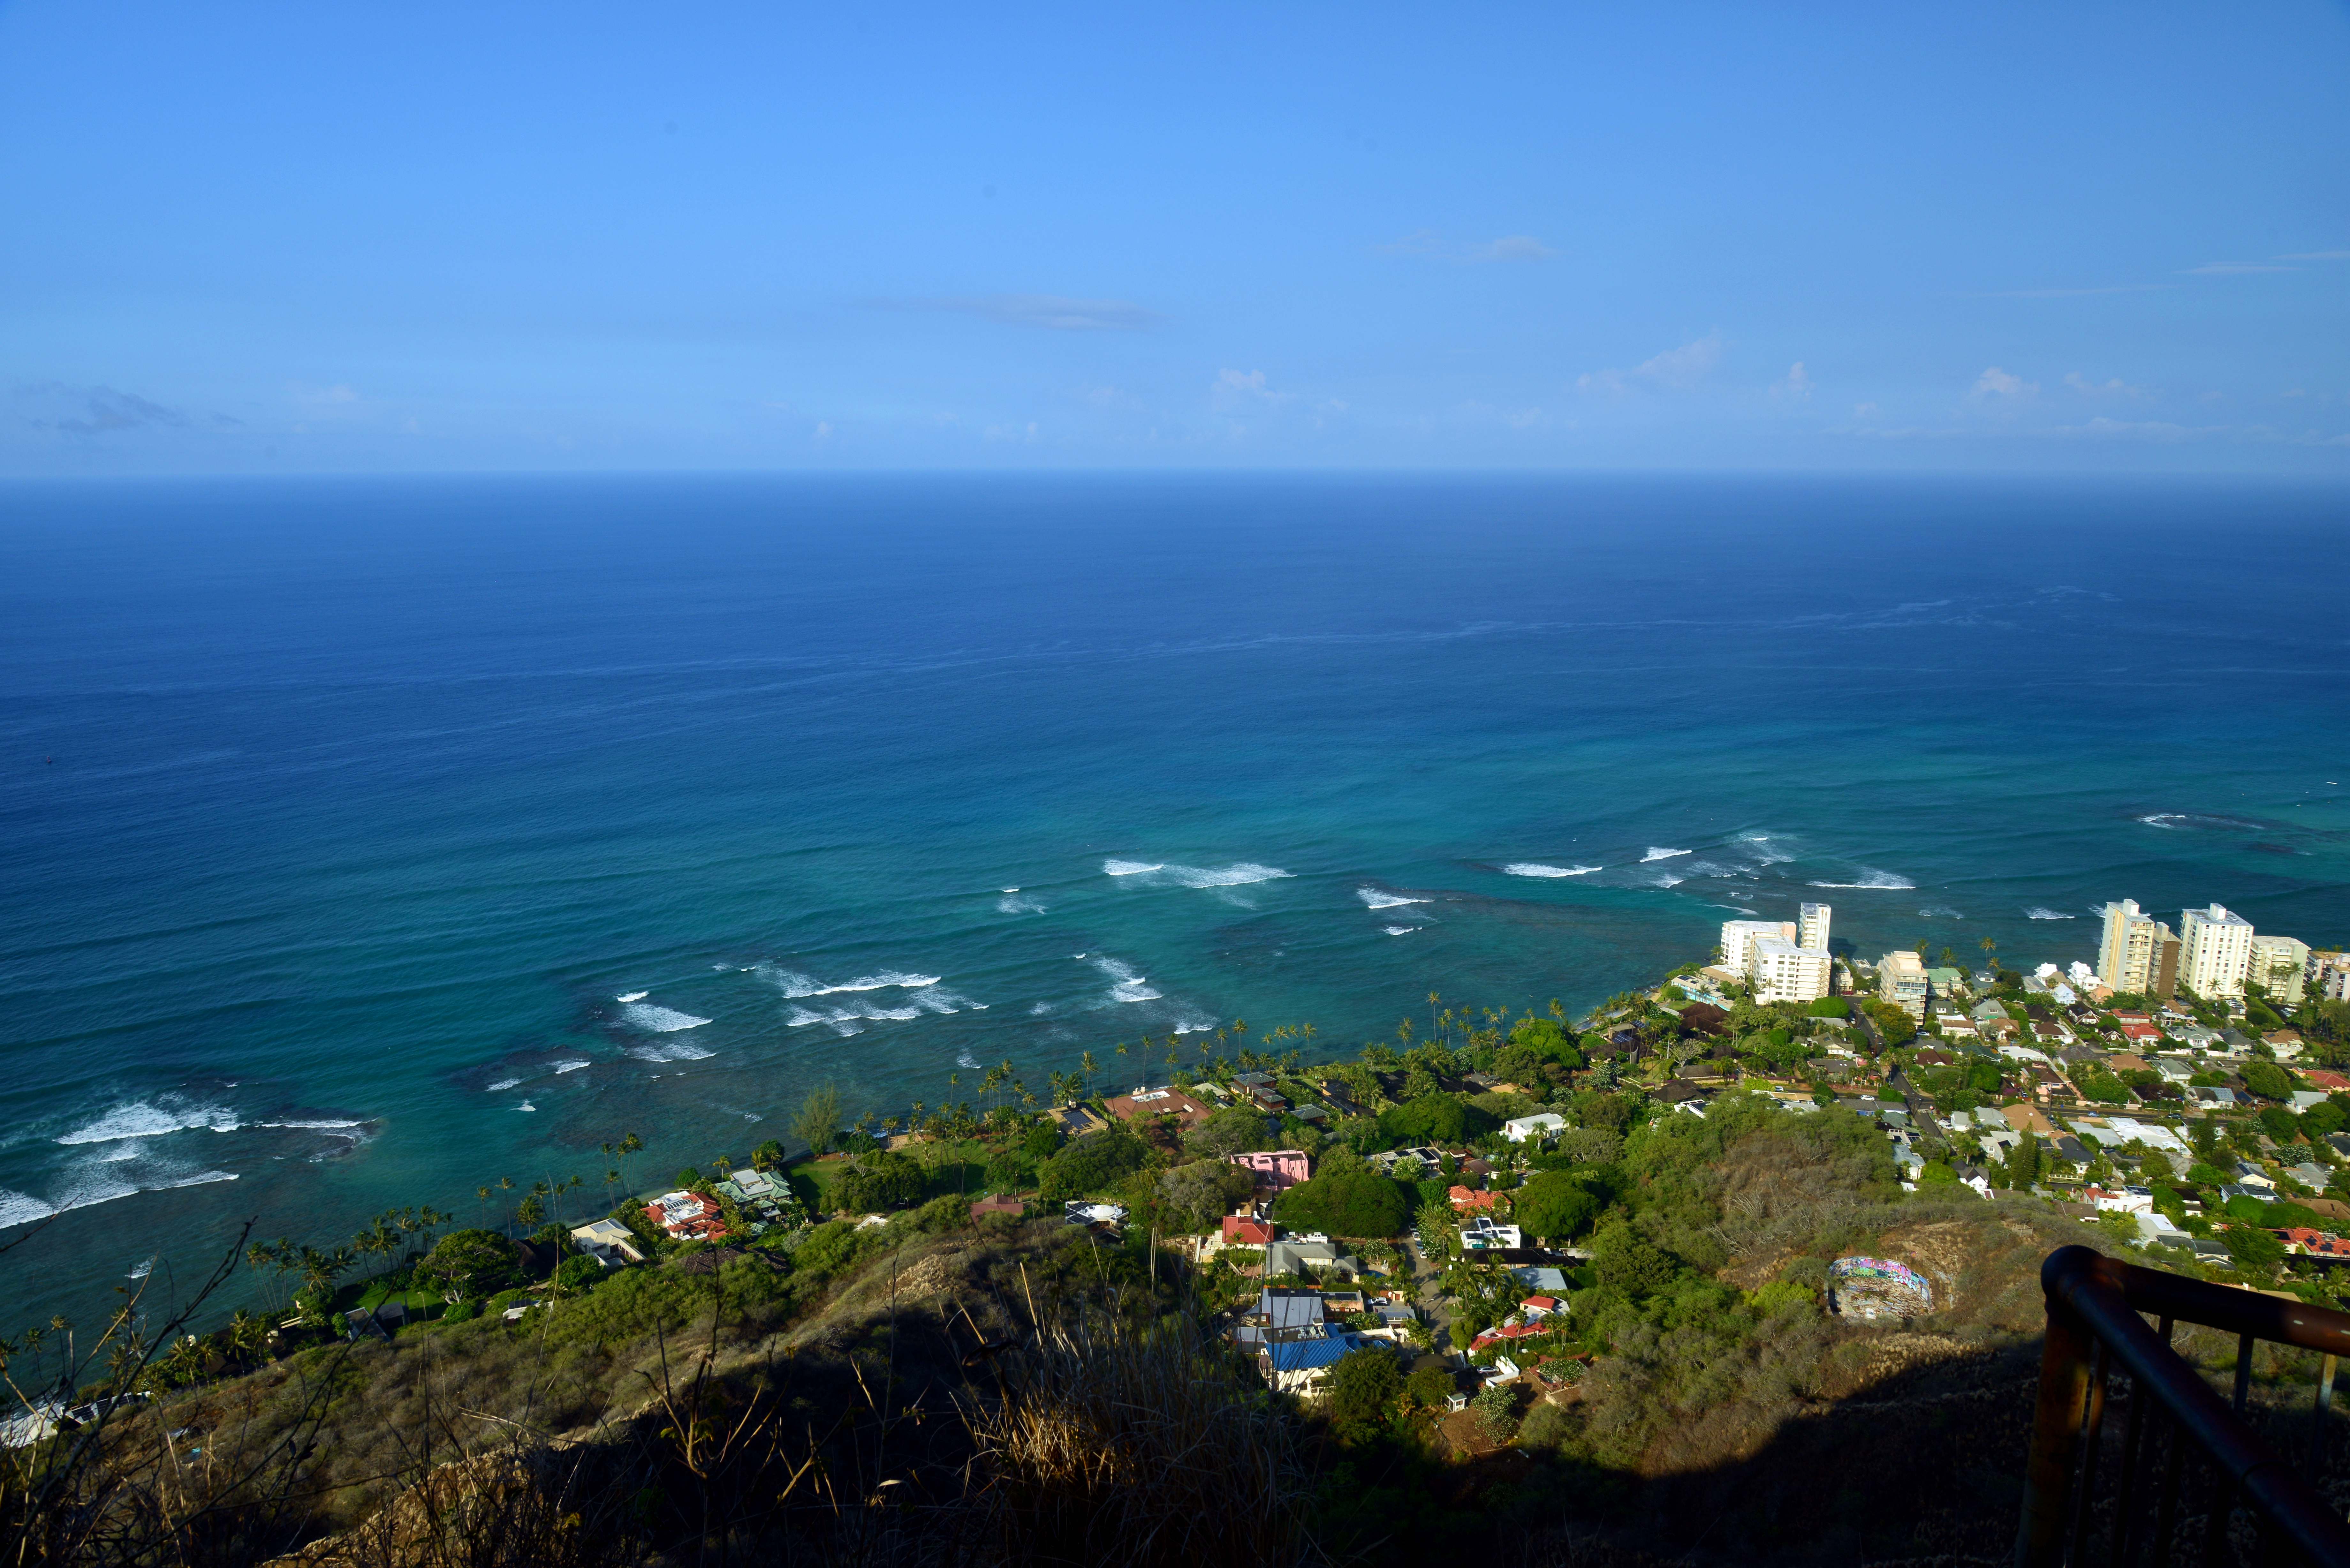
[2019,1292,2099,1568]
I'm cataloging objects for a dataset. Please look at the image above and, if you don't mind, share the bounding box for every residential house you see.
[2306,1070,2350,1093]
[1258,1331,1380,1394]
[1460,1218,1524,1251]
[1103,1085,1214,1131]
[1509,1264,1571,1293]
[1449,1184,1503,1215]
[2266,1031,2307,1060]
[1228,1150,1312,1191]
[1317,1079,1367,1117]
[2280,1228,2350,1258]
[1220,1214,1275,1246]
[1263,1239,1362,1279]
[570,1218,647,1267]
[2232,1163,2277,1193]
[1502,1112,1567,1144]
[645,1190,725,1241]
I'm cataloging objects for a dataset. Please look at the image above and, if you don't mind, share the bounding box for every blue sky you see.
[4,2,2347,473]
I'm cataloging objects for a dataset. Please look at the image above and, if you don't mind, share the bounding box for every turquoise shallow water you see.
[3,472,2348,1329]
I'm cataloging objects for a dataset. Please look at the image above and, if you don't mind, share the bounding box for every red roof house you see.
[1449,1184,1502,1214]
[1221,1215,1275,1245]
[646,1190,724,1241]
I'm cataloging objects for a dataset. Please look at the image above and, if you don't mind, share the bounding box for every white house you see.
[1502,1112,1567,1144]
[569,1218,647,1267]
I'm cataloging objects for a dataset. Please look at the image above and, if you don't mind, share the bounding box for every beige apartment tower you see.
[2098,900,2158,992]
[1878,950,1929,1020]
[2247,934,2311,1003]
[1798,902,1831,953]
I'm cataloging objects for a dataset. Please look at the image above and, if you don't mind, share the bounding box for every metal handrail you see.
[2017,1245,2350,1568]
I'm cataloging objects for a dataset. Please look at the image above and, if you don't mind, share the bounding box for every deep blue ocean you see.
[4,473,2348,1329]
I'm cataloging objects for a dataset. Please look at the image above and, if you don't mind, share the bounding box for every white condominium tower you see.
[1750,938,1833,1003]
[2098,900,2158,992]
[2179,903,2254,999]
[1719,918,1794,976]
[1798,902,1831,953]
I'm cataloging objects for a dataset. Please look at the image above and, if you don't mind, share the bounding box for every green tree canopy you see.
[1377,1094,1494,1146]
[1512,1170,1603,1240]
[2240,1060,2293,1102]
[1273,1170,1412,1238]
[418,1228,519,1301]
[834,1150,925,1213]
[793,1082,844,1157]
[1039,1124,1150,1202]
[1184,1105,1271,1159]
[1157,1159,1256,1233]
[1322,1347,1403,1442]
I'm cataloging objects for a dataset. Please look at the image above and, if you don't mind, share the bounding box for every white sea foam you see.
[1736,833,1796,866]
[487,1078,523,1091]
[258,1119,368,1130]
[55,1101,240,1147]
[2138,813,2187,829]
[517,1103,535,1113]
[1919,906,1965,919]
[2025,907,2078,920]
[1503,863,1601,878]
[127,1257,155,1280]
[1172,1008,1217,1034]
[996,892,1045,914]
[1651,873,1687,887]
[0,1190,56,1228]
[957,1051,982,1069]
[1357,887,1430,909]
[1383,925,1419,936]
[552,1059,592,1074]
[625,1041,716,1062]
[764,968,943,999]
[1807,869,1915,890]
[1104,859,1291,888]
[621,1003,712,1032]
[616,991,648,1003]
[1092,957,1161,1003]
[1642,847,1693,862]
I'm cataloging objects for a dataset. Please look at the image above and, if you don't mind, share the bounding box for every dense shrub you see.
[983,1148,1037,1194]
[417,1229,519,1301]
[1273,1170,1411,1238]
[1040,1125,1150,1202]
[834,1150,925,1213]
[1321,1346,1402,1441]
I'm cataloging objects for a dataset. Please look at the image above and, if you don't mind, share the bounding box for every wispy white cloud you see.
[1970,366,2037,401]
[1468,235,1555,262]
[1377,230,1556,263]
[1579,333,1723,396]
[1982,283,2172,298]
[2182,262,2295,275]
[1770,361,1813,402]
[2052,416,2223,442]
[2062,372,2146,399]
[869,294,1158,331]
[1211,368,1292,408]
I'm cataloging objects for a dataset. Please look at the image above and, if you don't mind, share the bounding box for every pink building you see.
[1228,1150,1311,1191]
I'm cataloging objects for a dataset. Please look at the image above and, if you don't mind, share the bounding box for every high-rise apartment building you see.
[1750,937,1833,1004]
[2098,900,2159,992]
[2179,904,2254,999]
[2246,934,2311,1003]
[2151,924,2181,1000]
[1719,919,1795,976]
[1798,902,1831,953]
[1878,950,1929,1020]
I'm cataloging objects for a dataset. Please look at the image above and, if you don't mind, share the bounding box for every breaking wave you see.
[1503,863,1600,878]
[1641,847,1693,862]
[552,1059,592,1074]
[1918,906,1965,919]
[996,889,1046,913]
[762,968,943,998]
[1383,925,1419,936]
[615,991,648,1003]
[55,1101,241,1147]
[625,1041,716,1063]
[2025,907,2077,920]
[1103,859,1292,888]
[1357,887,1429,909]
[620,1003,712,1032]
[1092,957,1161,1003]
[1807,869,1915,890]
[487,1078,522,1091]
